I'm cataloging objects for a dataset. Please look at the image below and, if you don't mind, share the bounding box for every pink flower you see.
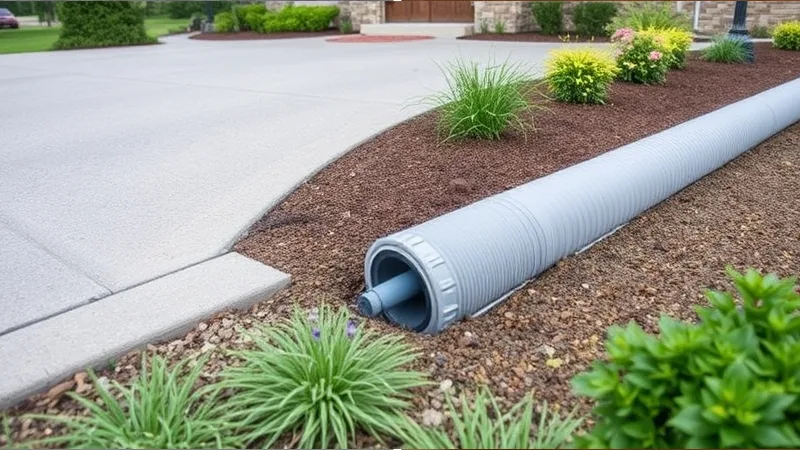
[611,27,635,44]
[649,51,663,61]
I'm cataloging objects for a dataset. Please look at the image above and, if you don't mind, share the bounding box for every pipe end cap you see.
[358,290,382,317]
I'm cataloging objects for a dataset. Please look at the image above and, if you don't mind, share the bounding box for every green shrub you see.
[30,355,234,448]
[611,28,669,84]
[703,35,752,63]
[607,1,691,34]
[573,2,618,37]
[638,27,693,69]
[573,267,800,448]
[53,1,157,50]
[339,17,353,34]
[234,3,267,31]
[214,305,428,448]
[397,387,582,449]
[494,19,506,34]
[773,21,800,51]
[166,1,227,19]
[750,24,772,39]
[531,1,563,35]
[262,5,340,33]
[213,11,235,33]
[545,48,618,104]
[427,58,536,141]
[479,18,490,34]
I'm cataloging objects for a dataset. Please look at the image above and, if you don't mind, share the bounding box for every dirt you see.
[189,30,341,41]
[459,32,610,43]
[3,44,800,446]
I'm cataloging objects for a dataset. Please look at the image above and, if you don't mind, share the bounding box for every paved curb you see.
[0,252,289,409]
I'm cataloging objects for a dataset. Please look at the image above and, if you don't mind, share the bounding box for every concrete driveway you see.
[0,34,560,405]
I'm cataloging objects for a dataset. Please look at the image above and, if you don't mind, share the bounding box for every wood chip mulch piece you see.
[3,44,800,446]
[189,30,340,41]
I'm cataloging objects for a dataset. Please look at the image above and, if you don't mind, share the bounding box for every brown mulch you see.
[326,35,435,43]
[189,30,340,41]
[3,44,800,445]
[459,32,610,43]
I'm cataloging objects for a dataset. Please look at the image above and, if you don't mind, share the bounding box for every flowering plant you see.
[639,27,694,69]
[611,27,669,84]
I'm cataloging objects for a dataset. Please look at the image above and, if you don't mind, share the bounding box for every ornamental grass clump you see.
[773,21,800,51]
[611,28,669,84]
[607,1,691,34]
[703,35,752,63]
[573,267,800,448]
[428,58,536,141]
[397,387,582,449]
[214,305,428,448]
[545,48,618,104]
[29,355,233,449]
[638,27,693,69]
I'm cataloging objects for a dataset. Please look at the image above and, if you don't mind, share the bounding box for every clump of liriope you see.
[427,58,537,141]
[702,35,753,63]
[28,355,233,449]
[397,387,583,449]
[214,305,429,448]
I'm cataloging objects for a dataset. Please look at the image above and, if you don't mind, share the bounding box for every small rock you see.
[458,331,479,348]
[96,376,110,391]
[538,344,556,358]
[447,178,471,194]
[197,322,208,332]
[439,379,453,392]
[218,328,234,340]
[221,318,234,329]
[504,311,515,319]
[581,283,590,289]
[422,409,443,427]
[434,352,448,367]
[545,358,564,369]
[431,399,442,409]
[208,335,221,344]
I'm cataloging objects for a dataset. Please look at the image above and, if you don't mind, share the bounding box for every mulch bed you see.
[4,43,800,445]
[459,32,610,43]
[326,35,435,43]
[189,30,340,41]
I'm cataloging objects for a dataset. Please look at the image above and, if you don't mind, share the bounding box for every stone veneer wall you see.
[677,1,800,34]
[338,0,384,30]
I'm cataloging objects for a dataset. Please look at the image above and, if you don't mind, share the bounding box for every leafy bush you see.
[545,48,618,104]
[611,28,669,84]
[427,58,536,141]
[166,1,227,19]
[53,1,157,50]
[531,1,563,35]
[234,3,267,31]
[573,267,800,448]
[30,355,233,448]
[773,21,800,51]
[703,35,752,63]
[214,305,428,448]
[213,11,235,33]
[397,387,582,449]
[638,27,693,69]
[339,17,353,34]
[572,2,618,37]
[263,5,340,33]
[750,24,772,39]
[607,2,691,34]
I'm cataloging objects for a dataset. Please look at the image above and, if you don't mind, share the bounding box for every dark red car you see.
[0,8,19,29]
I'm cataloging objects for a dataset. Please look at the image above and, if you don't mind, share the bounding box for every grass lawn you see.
[0,17,188,55]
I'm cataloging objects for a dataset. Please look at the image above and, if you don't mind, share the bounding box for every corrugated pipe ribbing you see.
[358,77,800,334]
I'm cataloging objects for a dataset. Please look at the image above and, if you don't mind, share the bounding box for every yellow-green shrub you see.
[639,27,693,69]
[773,21,800,51]
[545,48,618,104]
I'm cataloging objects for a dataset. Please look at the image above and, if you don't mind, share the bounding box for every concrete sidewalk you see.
[0,35,564,406]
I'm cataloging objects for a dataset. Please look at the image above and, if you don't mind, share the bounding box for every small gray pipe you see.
[360,77,800,334]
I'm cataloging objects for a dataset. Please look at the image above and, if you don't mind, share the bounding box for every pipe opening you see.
[368,251,430,332]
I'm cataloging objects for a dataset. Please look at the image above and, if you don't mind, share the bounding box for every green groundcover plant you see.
[397,387,582,449]
[545,48,618,104]
[573,267,800,448]
[703,35,753,63]
[773,21,800,51]
[212,305,428,448]
[28,355,234,449]
[611,28,669,84]
[427,58,537,141]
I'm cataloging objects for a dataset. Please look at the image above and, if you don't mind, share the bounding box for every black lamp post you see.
[727,1,754,62]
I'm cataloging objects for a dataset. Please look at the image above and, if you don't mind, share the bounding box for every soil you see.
[459,32,610,43]
[189,30,341,41]
[3,44,800,446]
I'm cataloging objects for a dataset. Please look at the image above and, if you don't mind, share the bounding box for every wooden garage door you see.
[385,0,474,23]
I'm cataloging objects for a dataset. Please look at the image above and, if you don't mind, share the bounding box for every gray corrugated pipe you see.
[358,78,800,334]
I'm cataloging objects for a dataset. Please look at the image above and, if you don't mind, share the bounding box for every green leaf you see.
[621,420,654,440]
[669,405,705,435]
[719,426,745,447]
[753,424,800,448]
